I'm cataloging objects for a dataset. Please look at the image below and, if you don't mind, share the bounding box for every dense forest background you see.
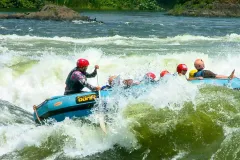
[0,0,239,11]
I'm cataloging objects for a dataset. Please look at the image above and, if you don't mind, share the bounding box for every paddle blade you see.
[99,114,107,134]
[229,69,235,80]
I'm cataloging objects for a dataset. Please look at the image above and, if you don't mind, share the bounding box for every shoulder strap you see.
[194,70,204,77]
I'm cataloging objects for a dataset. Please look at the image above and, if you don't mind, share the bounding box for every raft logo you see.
[54,101,62,107]
[76,94,96,103]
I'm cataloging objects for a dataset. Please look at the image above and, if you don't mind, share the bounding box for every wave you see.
[122,86,240,159]
[0,85,240,159]
[1,34,240,45]
[0,45,240,112]
[0,99,33,125]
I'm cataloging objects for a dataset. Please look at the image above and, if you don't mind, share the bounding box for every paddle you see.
[227,69,236,88]
[96,68,107,134]
[229,69,235,80]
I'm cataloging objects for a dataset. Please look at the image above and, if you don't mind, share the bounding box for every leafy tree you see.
[1,0,240,10]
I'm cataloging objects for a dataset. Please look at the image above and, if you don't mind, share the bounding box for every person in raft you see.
[64,58,101,95]
[176,64,188,77]
[193,59,235,79]
[160,64,188,78]
[101,75,140,90]
[188,69,203,80]
[101,75,120,90]
[141,72,157,83]
[122,78,140,87]
[160,64,199,81]
[160,64,188,79]
[160,70,171,78]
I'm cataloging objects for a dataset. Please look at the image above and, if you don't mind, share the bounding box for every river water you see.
[0,11,240,159]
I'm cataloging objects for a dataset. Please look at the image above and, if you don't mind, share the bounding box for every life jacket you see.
[101,85,112,90]
[194,70,204,77]
[64,67,85,95]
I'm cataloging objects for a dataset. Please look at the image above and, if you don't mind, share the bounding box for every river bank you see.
[168,1,240,17]
[1,1,240,17]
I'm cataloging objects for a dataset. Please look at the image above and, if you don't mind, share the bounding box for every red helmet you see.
[160,70,170,77]
[177,64,188,73]
[77,58,89,68]
[145,72,156,80]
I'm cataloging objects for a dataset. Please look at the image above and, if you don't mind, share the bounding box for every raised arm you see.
[86,65,99,78]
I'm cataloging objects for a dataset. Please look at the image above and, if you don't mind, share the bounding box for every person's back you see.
[193,59,235,79]
[64,58,100,95]
[188,69,203,80]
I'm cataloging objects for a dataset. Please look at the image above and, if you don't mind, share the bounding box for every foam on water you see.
[1,34,240,45]
[0,34,240,159]
[134,77,199,110]
[0,116,137,158]
[0,41,239,111]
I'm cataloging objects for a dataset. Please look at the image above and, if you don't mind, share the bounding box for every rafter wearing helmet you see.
[64,58,100,95]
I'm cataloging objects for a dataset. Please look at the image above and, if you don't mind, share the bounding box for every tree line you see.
[0,0,239,10]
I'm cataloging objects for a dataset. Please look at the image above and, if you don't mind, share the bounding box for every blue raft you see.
[33,90,110,123]
[33,78,240,123]
[189,78,240,89]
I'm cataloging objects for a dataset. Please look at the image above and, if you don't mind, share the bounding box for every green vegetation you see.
[66,0,161,10]
[0,0,44,9]
[0,0,163,10]
[171,0,215,12]
[0,0,240,11]
[169,0,240,16]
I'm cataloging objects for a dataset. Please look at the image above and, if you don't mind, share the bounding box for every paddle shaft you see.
[96,70,107,134]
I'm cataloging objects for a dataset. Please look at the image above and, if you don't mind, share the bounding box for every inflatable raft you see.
[33,90,110,123]
[189,78,240,90]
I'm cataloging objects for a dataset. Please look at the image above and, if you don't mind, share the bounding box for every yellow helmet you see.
[189,69,198,78]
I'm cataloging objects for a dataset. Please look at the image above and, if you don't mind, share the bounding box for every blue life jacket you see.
[101,85,112,90]
[194,70,204,77]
